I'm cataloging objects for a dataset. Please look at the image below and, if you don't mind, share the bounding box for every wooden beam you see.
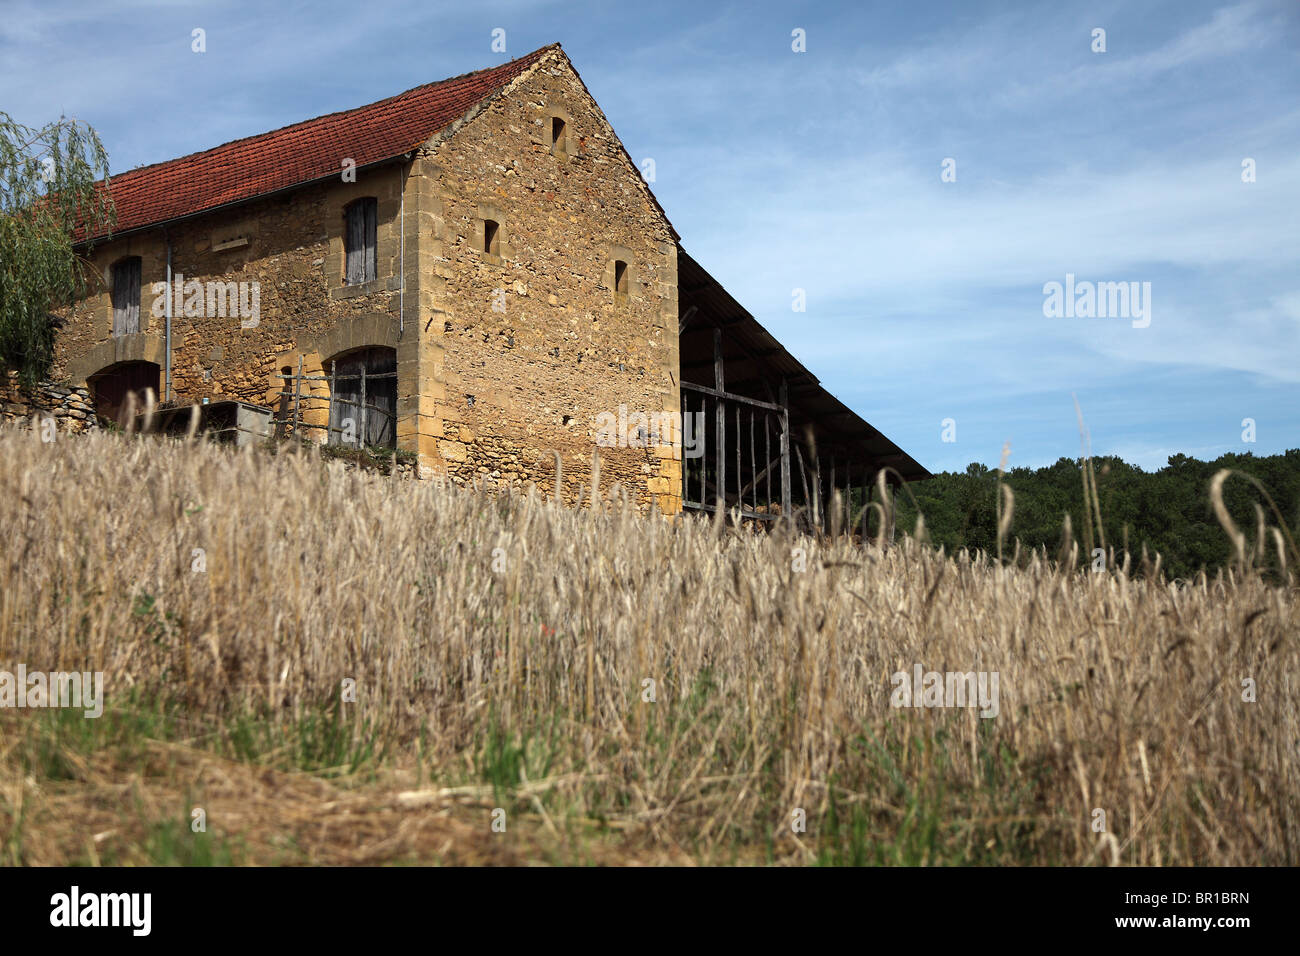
[680,380,783,413]
[740,453,781,500]
[794,440,812,528]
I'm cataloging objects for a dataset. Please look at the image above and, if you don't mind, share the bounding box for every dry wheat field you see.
[0,423,1296,866]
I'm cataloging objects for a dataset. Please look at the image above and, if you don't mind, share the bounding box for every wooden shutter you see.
[328,353,361,444]
[345,204,364,285]
[345,199,377,285]
[364,348,396,447]
[328,347,395,447]
[363,199,377,283]
[112,258,141,335]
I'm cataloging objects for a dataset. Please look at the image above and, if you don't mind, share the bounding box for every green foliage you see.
[221,699,385,777]
[896,449,1300,579]
[16,690,181,782]
[0,111,114,386]
[475,708,562,805]
[135,814,239,866]
[815,724,1045,866]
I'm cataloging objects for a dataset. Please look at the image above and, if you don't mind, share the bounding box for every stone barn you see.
[50,42,927,523]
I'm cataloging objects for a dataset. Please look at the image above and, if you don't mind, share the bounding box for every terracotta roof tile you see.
[84,44,557,240]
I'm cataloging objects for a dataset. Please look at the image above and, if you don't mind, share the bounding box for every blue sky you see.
[3,0,1297,473]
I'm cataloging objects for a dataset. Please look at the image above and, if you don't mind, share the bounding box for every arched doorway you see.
[326,346,396,448]
[89,361,160,425]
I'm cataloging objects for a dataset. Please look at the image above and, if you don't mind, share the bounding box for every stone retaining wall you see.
[0,372,99,433]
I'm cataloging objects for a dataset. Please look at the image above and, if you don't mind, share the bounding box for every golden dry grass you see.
[0,424,1296,865]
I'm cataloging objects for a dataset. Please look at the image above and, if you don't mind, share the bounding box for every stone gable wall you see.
[422,52,683,513]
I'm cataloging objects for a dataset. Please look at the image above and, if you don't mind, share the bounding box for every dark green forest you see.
[887,449,1300,580]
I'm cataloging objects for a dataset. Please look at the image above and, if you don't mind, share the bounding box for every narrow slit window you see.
[483,219,500,256]
[344,198,377,285]
[111,256,142,336]
[613,260,628,296]
[551,116,566,154]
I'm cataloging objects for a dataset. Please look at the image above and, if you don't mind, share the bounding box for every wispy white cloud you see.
[1,0,1296,468]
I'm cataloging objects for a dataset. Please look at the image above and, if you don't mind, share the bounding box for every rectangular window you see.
[111,257,141,336]
[483,219,500,256]
[345,198,377,285]
[551,116,566,155]
[614,259,628,296]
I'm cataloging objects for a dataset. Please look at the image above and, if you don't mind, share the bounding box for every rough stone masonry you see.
[45,45,685,514]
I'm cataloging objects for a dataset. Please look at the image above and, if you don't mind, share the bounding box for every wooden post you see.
[735,404,741,514]
[748,408,757,516]
[845,460,853,536]
[811,444,821,532]
[328,359,337,445]
[794,443,811,518]
[779,379,792,520]
[359,361,367,447]
[702,394,708,506]
[847,458,856,537]
[698,393,706,506]
[714,327,725,512]
[764,411,771,514]
[697,392,705,505]
[830,455,836,536]
[293,356,303,439]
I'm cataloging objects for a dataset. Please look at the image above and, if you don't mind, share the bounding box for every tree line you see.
[887,450,1300,580]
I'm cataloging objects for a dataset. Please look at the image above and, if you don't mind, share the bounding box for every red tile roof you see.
[83,44,558,241]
